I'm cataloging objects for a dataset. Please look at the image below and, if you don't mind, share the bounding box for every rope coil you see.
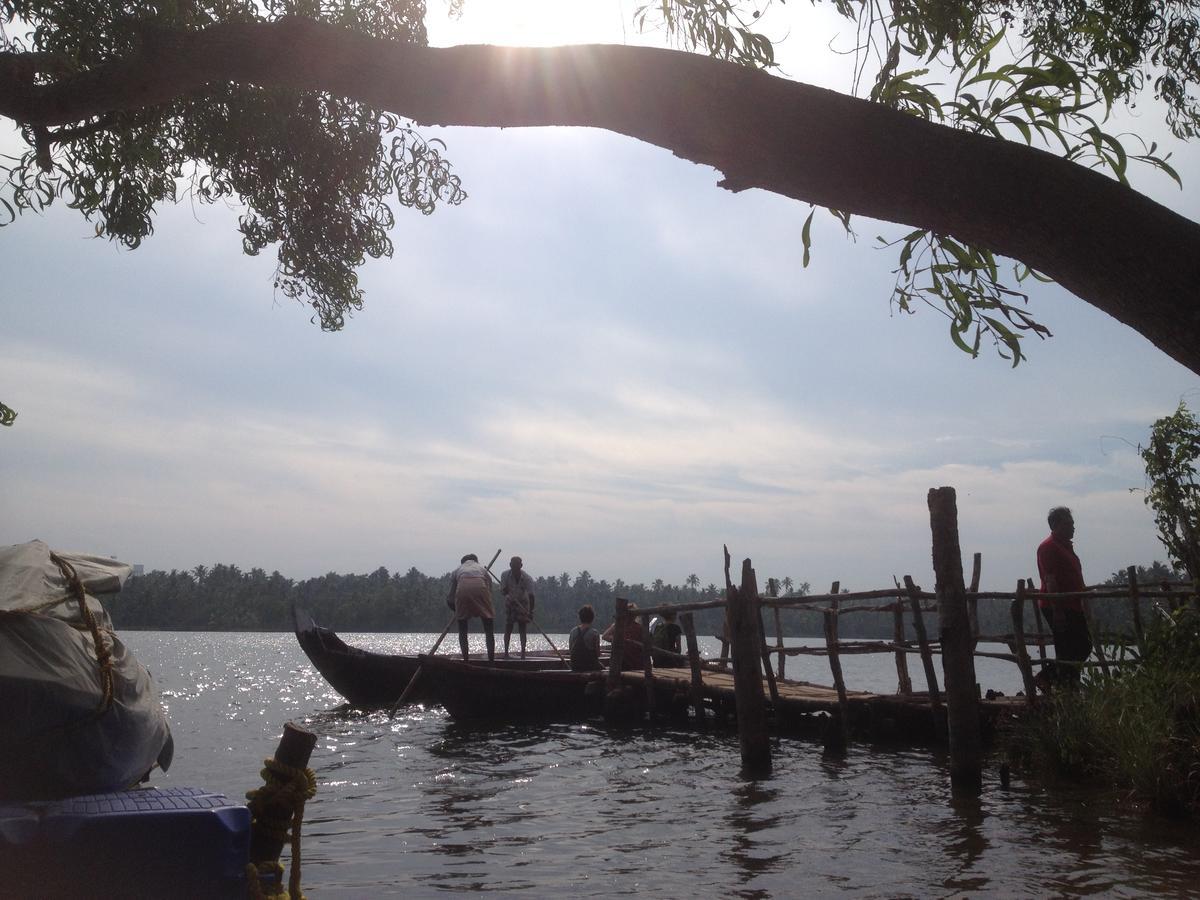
[49,551,115,716]
[245,757,317,900]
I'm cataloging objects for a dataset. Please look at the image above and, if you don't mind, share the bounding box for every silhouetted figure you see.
[447,553,495,662]
[1036,506,1092,690]
[568,604,602,671]
[500,555,536,659]
[652,609,684,667]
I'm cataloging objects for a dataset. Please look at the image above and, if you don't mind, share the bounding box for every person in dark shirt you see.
[1036,506,1093,690]
[651,609,685,667]
[568,604,602,671]
[602,603,645,671]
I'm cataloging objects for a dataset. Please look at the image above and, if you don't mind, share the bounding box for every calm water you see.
[124,631,1200,898]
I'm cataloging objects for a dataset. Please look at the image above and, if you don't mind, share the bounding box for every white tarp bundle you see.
[0,540,172,800]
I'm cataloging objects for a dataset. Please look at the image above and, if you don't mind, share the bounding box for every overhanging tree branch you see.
[2,17,1198,373]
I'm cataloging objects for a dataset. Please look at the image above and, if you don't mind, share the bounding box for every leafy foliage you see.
[0,0,465,332]
[639,0,1194,364]
[1142,401,1200,581]
[1009,605,1200,819]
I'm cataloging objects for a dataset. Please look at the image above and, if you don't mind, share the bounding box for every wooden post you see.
[927,486,982,794]
[248,722,317,890]
[758,595,780,707]
[1011,580,1037,704]
[1127,566,1145,651]
[903,575,942,712]
[681,612,706,723]
[769,577,787,681]
[1030,585,1049,665]
[968,552,982,648]
[606,597,628,692]
[641,612,656,716]
[1083,597,1110,676]
[824,580,848,714]
[725,547,771,773]
[892,594,912,695]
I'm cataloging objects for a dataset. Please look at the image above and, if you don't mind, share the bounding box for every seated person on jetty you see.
[568,604,603,671]
[651,609,684,668]
[602,602,645,671]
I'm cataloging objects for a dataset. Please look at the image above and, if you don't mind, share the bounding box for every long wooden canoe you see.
[292,605,576,710]
[415,654,608,720]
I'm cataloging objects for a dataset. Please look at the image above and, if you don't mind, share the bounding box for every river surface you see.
[124,631,1200,898]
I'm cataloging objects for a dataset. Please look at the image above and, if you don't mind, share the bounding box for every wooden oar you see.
[388,548,502,719]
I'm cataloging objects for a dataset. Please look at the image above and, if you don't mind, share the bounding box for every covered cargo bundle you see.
[0,540,172,800]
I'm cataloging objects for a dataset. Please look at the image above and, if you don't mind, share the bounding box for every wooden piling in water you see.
[1011,580,1037,704]
[681,611,706,722]
[725,546,771,773]
[927,486,982,794]
[1030,584,1049,665]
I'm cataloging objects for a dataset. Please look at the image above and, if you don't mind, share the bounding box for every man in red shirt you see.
[1036,506,1093,690]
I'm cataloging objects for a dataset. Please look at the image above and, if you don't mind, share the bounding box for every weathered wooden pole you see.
[892,594,912,695]
[640,611,656,716]
[903,575,942,714]
[247,722,318,897]
[1030,584,1049,665]
[1011,580,1037,704]
[725,546,771,774]
[768,578,787,682]
[968,552,982,649]
[681,611,706,723]
[1083,598,1110,676]
[606,597,628,693]
[927,486,982,795]
[1127,566,1145,651]
[757,595,781,707]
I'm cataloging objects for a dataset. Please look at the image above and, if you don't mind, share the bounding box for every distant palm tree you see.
[686,573,700,592]
[782,576,794,595]
[191,564,208,585]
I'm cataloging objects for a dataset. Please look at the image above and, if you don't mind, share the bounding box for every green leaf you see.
[801,208,814,268]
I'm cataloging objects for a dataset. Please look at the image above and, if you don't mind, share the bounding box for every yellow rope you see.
[49,552,114,716]
[245,757,317,900]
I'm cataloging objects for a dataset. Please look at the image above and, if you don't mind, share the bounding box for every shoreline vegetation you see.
[112,561,1178,639]
[1007,605,1200,820]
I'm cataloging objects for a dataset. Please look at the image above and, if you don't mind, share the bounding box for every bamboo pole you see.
[927,486,981,794]
[892,594,912,695]
[758,588,781,706]
[968,552,982,649]
[903,575,942,713]
[1082,597,1110,676]
[641,611,656,716]
[1030,579,1049,665]
[1011,580,1037,704]
[1128,565,1145,651]
[824,581,848,713]
[769,578,787,682]
[725,546,770,773]
[681,611,706,723]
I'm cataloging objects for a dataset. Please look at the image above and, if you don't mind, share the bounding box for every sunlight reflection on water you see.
[124,631,1200,898]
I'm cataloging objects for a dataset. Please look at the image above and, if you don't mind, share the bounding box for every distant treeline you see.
[107,561,1182,639]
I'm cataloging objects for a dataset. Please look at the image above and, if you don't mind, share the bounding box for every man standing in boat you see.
[500,555,536,659]
[448,553,496,663]
[1035,506,1093,691]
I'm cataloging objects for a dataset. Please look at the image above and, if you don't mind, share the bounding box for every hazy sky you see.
[3,2,1198,593]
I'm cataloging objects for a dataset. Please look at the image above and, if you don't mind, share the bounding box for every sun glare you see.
[426,0,632,47]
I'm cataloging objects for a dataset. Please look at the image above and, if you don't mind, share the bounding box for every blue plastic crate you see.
[0,786,250,899]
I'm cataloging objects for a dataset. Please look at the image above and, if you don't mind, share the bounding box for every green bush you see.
[1008,607,1200,818]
